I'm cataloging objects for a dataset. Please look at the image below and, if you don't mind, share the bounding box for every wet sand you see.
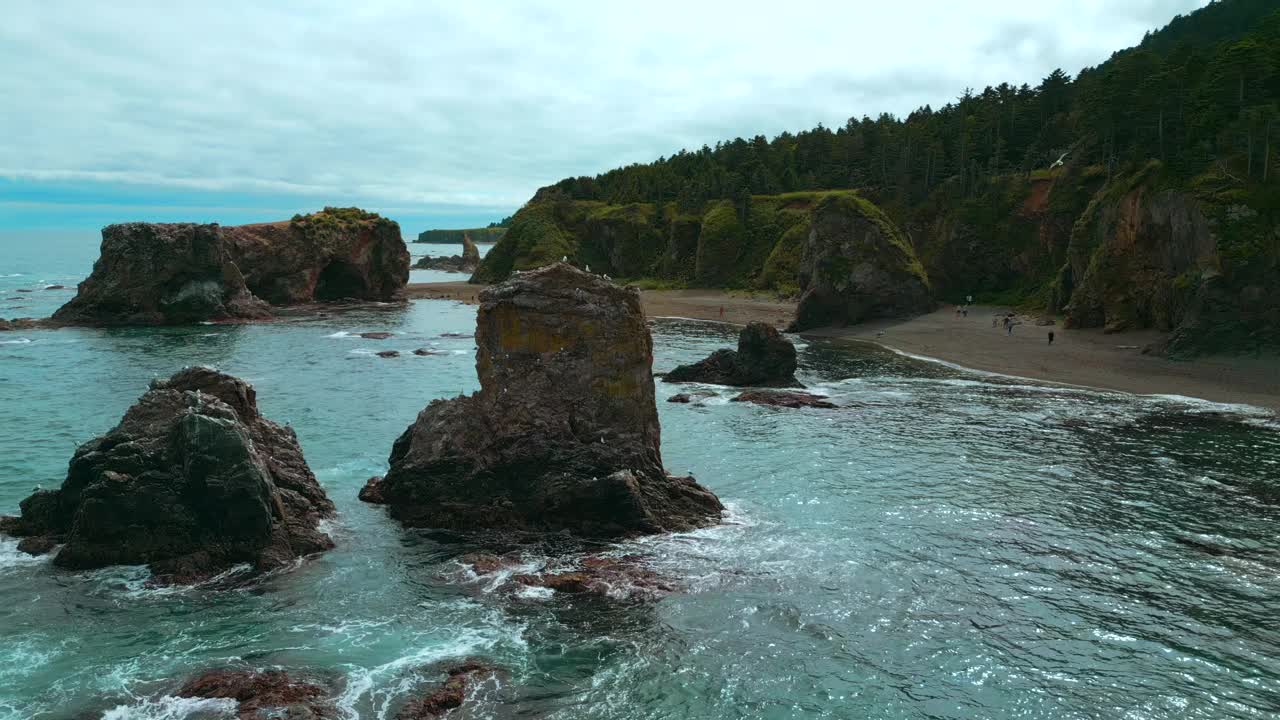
[408,282,1280,412]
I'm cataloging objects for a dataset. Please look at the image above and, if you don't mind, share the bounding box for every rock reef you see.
[177,669,337,719]
[0,367,335,581]
[53,207,409,326]
[361,263,723,537]
[663,321,800,387]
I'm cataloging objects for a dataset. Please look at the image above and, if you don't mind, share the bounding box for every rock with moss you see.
[362,263,723,537]
[788,194,933,331]
[53,207,409,326]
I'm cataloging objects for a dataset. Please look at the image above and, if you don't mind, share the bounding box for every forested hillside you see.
[474,0,1280,355]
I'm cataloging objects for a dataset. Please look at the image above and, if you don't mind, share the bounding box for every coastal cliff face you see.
[363,263,723,537]
[0,367,335,581]
[54,207,409,325]
[1058,168,1279,355]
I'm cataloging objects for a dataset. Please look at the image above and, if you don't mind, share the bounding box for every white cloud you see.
[0,0,1209,216]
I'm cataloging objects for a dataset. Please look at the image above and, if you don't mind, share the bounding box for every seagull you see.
[1050,151,1069,170]
[585,264,591,273]
[562,256,567,262]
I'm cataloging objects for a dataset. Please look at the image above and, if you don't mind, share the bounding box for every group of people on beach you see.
[954,299,1056,345]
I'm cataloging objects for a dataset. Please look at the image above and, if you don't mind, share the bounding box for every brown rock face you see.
[362,263,723,537]
[53,207,409,326]
[51,223,271,326]
[0,367,335,581]
[731,390,837,409]
[413,232,482,273]
[177,669,337,719]
[395,662,495,719]
[664,322,800,387]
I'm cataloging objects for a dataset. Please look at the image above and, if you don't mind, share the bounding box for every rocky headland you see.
[663,320,801,387]
[51,207,409,326]
[361,263,723,537]
[0,367,335,582]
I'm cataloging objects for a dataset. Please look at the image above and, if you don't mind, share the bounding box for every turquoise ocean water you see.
[1,232,1278,719]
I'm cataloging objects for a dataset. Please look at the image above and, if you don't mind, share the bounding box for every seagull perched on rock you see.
[562,256,567,262]
[585,264,591,273]
[1050,151,1069,170]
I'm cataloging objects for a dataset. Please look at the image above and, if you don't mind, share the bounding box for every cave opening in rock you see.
[314,261,366,301]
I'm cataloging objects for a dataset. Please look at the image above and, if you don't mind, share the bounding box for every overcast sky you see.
[0,0,1208,232]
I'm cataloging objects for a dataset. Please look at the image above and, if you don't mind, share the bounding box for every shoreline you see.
[409,281,1280,413]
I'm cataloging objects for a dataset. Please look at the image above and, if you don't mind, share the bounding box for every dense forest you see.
[475,0,1280,355]
[534,0,1279,210]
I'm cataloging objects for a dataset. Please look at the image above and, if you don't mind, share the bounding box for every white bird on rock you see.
[1050,151,1069,170]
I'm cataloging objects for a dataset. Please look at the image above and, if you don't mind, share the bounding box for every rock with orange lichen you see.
[361,263,722,537]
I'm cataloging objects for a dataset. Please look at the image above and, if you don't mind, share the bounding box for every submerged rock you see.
[362,263,723,537]
[0,367,335,581]
[53,207,409,326]
[664,322,801,387]
[731,389,837,409]
[177,668,337,719]
[788,194,933,332]
[376,350,401,358]
[395,661,496,719]
[360,331,395,340]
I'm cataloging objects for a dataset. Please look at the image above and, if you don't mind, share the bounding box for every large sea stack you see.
[53,207,409,326]
[664,321,801,387]
[0,367,335,581]
[788,194,933,332]
[361,263,723,537]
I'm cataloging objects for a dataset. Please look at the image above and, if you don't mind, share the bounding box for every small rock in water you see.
[376,350,400,358]
[15,289,33,293]
[177,668,337,719]
[359,331,394,340]
[731,390,837,409]
[43,285,65,290]
[664,322,802,388]
[394,661,496,719]
[412,347,444,356]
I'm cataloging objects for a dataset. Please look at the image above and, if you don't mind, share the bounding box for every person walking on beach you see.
[1007,319,1014,336]
[719,306,724,319]
[1048,330,1055,345]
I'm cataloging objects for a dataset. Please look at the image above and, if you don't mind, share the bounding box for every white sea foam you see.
[327,330,352,338]
[0,537,50,573]
[99,695,238,720]
[0,338,32,345]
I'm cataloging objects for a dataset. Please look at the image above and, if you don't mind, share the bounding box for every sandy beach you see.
[408,281,1280,412]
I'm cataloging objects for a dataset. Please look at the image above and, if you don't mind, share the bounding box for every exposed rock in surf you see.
[362,263,723,537]
[52,207,409,326]
[788,194,933,332]
[43,285,65,290]
[513,555,677,599]
[412,347,445,356]
[413,233,481,273]
[15,289,33,293]
[360,331,395,340]
[176,668,338,719]
[664,322,801,387]
[0,367,335,581]
[667,390,717,404]
[376,350,401,358]
[395,661,497,719]
[731,389,837,409]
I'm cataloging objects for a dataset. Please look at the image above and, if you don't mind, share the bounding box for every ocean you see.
[1,231,1278,719]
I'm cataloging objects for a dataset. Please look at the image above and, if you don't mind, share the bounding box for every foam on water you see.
[0,338,32,345]
[0,537,49,572]
[99,696,238,720]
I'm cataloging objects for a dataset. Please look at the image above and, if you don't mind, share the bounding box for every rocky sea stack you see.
[362,263,723,537]
[788,194,933,332]
[664,321,800,387]
[53,207,409,326]
[413,233,481,273]
[0,367,335,581]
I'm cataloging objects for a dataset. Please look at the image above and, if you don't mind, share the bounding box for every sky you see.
[0,0,1210,234]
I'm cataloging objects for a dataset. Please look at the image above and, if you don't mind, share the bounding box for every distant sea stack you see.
[53,207,409,326]
[413,233,481,273]
[361,263,724,537]
[417,226,507,244]
[0,367,335,582]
